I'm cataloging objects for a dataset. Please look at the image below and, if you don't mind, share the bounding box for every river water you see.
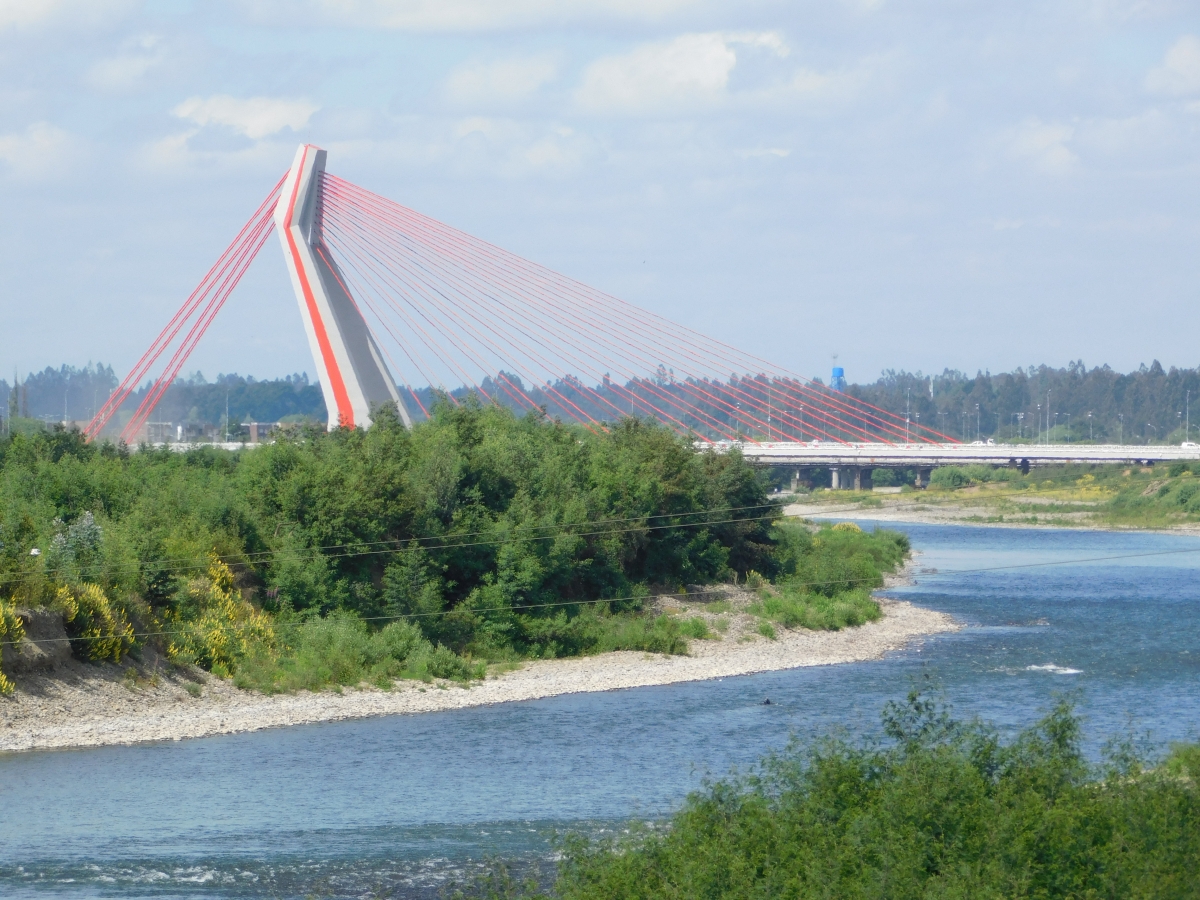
[3,523,1199,898]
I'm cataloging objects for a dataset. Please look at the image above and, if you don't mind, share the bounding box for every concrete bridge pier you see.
[914,467,932,489]
[830,467,841,490]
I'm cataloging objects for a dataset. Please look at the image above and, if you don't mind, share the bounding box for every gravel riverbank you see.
[0,597,957,754]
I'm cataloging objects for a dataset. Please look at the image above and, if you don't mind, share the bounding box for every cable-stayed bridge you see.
[85,144,1200,472]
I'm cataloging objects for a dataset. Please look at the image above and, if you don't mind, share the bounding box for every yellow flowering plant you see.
[0,599,26,695]
[54,583,136,664]
[168,553,275,678]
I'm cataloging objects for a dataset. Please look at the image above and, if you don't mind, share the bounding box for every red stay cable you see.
[320,186,746,439]
[322,176,950,443]
[321,195,729,439]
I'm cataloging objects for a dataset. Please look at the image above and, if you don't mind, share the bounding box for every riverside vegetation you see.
[456,693,1200,900]
[793,461,1200,529]
[0,403,908,695]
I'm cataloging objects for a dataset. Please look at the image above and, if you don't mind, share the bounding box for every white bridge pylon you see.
[275,144,408,430]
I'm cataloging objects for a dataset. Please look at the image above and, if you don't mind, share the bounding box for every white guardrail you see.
[697,441,1200,468]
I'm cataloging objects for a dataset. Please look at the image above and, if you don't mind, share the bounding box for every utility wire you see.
[0,503,787,590]
[6,543,1200,648]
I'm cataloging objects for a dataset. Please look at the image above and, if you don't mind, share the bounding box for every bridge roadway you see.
[700,441,1200,475]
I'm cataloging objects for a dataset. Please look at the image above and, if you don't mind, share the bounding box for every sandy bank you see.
[0,598,957,754]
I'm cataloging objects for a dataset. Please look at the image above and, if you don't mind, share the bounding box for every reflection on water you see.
[2,523,1198,898]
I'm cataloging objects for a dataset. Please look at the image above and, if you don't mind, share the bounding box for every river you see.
[3,522,1199,898]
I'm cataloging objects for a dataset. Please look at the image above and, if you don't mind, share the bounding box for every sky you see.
[2,0,1199,387]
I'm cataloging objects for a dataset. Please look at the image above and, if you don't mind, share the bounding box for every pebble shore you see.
[0,598,957,753]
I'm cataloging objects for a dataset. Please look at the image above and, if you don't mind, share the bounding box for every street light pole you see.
[767,381,772,441]
[906,388,911,444]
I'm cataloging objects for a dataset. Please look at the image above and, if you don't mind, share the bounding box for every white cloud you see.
[1146,35,1200,96]
[1006,119,1077,174]
[576,32,787,115]
[173,95,319,140]
[444,56,559,106]
[447,117,595,176]
[0,122,78,179]
[0,0,133,30]
[86,34,165,91]
[141,129,293,174]
[237,0,697,31]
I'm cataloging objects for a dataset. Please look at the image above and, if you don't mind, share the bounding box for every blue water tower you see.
[831,366,846,391]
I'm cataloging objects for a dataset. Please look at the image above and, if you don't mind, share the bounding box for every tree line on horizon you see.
[846,360,1200,444]
[4,360,1200,444]
[1,365,326,435]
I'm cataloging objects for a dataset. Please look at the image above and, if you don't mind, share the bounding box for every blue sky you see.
[2,0,1199,386]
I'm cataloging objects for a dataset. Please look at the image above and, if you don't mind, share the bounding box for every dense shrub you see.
[54,582,135,663]
[167,555,275,677]
[233,614,481,693]
[751,586,881,631]
[0,599,24,694]
[748,521,904,632]
[0,404,784,688]
[492,695,1200,900]
[772,521,907,597]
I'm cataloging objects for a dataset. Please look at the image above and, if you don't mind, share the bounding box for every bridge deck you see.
[701,442,1200,467]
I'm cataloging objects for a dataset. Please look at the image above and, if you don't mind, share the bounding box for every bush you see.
[679,616,711,639]
[0,599,25,694]
[871,467,899,486]
[235,613,484,693]
[1164,742,1200,780]
[930,466,970,488]
[0,405,781,678]
[752,585,881,631]
[55,582,135,663]
[542,697,1200,900]
[167,554,275,677]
